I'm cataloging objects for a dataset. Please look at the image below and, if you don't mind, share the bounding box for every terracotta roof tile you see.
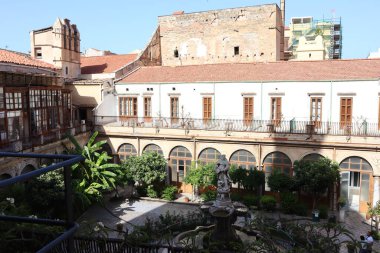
[119,59,380,83]
[81,54,137,74]
[0,49,55,69]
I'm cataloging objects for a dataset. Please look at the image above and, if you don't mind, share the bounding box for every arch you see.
[262,152,292,191]
[229,149,256,170]
[198,148,221,164]
[21,164,36,175]
[0,173,12,181]
[117,143,137,161]
[143,144,163,155]
[339,156,373,213]
[301,153,324,162]
[169,146,192,189]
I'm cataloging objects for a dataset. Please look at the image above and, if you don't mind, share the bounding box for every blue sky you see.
[1,0,379,59]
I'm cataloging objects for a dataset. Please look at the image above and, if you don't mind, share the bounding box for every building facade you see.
[93,59,380,213]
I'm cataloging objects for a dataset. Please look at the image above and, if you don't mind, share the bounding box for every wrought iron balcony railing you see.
[95,116,379,137]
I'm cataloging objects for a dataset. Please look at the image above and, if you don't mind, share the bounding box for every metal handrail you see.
[0,152,84,253]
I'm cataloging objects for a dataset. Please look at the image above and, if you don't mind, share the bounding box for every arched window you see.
[198,148,221,164]
[169,146,192,186]
[21,165,35,175]
[301,153,324,162]
[229,150,256,170]
[340,156,373,213]
[263,152,292,191]
[118,143,137,161]
[143,144,163,155]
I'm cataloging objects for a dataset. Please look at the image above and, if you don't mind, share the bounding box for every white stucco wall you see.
[110,79,380,123]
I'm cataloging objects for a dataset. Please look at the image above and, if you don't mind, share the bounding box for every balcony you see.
[94,116,377,138]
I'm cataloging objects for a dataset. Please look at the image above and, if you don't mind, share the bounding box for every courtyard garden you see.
[0,131,378,252]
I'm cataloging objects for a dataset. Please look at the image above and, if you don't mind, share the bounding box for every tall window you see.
[271,97,282,125]
[340,97,352,128]
[144,97,152,121]
[170,97,179,124]
[310,97,322,127]
[243,97,253,125]
[229,150,256,170]
[119,97,137,117]
[203,97,212,123]
[118,143,137,161]
[263,152,292,191]
[169,146,192,186]
[198,148,221,164]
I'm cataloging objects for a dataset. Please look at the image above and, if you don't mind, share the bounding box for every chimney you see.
[280,0,285,26]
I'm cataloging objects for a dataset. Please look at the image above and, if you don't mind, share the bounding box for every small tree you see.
[184,162,216,199]
[242,168,265,194]
[121,151,167,196]
[229,164,246,191]
[267,170,296,193]
[294,158,340,210]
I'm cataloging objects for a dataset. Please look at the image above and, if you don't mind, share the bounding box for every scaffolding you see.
[288,17,342,60]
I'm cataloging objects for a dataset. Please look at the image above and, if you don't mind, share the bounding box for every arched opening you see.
[340,156,373,213]
[117,143,137,161]
[143,144,163,155]
[0,173,12,181]
[198,148,221,164]
[21,164,36,175]
[263,152,292,191]
[169,146,192,191]
[301,153,324,162]
[229,149,256,170]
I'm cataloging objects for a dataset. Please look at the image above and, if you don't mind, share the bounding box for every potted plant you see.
[338,196,346,221]
[346,241,357,253]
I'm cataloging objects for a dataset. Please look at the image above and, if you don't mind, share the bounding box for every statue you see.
[215,155,232,203]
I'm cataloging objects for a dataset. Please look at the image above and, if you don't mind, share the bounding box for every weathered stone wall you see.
[139,27,162,66]
[159,4,283,66]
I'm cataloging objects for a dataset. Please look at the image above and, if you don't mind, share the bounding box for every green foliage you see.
[121,151,167,196]
[65,131,121,204]
[260,195,276,211]
[184,162,217,189]
[243,195,259,207]
[229,164,246,190]
[267,170,295,192]
[201,189,217,202]
[161,186,178,201]
[146,185,159,198]
[338,196,346,208]
[242,168,265,192]
[318,204,329,219]
[294,158,340,209]
[230,192,243,202]
[280,192,298,214]
[25,170,65,218]
[294,202,308,216]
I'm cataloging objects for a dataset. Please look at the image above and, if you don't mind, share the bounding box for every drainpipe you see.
[329,81,333,123]
[260,82,263,120]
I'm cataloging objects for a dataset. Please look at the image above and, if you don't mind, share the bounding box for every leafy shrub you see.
[268,171,296,193]
[201,189,217,202]
[161,186,177,201]
[242,168,265,192]
[317,204,329,219]
[136,185,147,197]
[260,195,276,211]
[371,230,380,240]
[147,186,159,198]
[280,192,297,214]
[229,165,246,190]
[294,203,308,216]
[243,195,259,207]
[231,192,242,202]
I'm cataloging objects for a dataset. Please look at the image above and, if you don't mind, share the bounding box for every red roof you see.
[81,54,137,74]
[119,59,380,83]
[0,49,55,69]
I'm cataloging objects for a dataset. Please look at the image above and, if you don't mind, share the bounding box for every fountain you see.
[174,155,250,250]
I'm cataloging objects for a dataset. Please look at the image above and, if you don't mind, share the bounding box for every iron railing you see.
[54,236,195,253]
[0,152,84,253]
[0,122,92,153]
[95,116,378,137]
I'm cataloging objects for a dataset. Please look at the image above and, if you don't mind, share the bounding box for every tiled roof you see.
[118,59,380,83]
[81,54,137,74]
[0,49,55,69]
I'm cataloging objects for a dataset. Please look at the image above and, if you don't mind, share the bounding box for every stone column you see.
[373,176,380,207]
[166,157,171,185]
